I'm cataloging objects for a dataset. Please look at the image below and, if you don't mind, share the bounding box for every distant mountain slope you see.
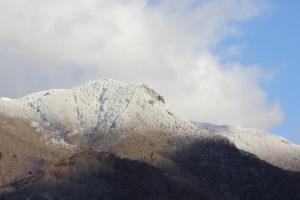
[193,122,300,171]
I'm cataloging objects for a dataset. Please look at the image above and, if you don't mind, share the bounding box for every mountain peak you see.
[0,80,201,147]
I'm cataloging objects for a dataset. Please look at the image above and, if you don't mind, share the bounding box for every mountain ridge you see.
[0,79,204,146]
[0,79,299,171]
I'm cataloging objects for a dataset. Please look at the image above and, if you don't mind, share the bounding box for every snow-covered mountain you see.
[0,79,299,171]
[0,79,203,146]
[193,122,300,171]
[1,79,300,200]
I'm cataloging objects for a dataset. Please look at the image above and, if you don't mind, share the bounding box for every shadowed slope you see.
[173,137,300,200]
[2,134,300,200]
[193,122,300,171]
[3,151,210,200]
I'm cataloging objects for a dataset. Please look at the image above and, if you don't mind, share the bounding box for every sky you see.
[0,0,298,143]
[229,0,300,143]
[215,0,300,143]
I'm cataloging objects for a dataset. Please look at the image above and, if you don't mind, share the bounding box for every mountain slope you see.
[0,115,70,192]
[193,122,300,171]
[2,133,300,200]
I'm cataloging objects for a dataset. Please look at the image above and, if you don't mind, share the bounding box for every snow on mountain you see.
[193,122,300,171]
[0,79,202,145]
[1,79,299,171]
[0,97,11,101]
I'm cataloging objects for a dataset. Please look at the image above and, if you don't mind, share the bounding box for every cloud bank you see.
[0,0,283,129]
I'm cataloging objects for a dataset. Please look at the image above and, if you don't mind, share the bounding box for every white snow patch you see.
[1,97,11,101]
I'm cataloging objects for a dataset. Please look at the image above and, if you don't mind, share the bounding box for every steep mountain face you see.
[1,79,300,200]
[193,122,300,171]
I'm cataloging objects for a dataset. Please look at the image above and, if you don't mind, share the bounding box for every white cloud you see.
[0,0,283,129]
